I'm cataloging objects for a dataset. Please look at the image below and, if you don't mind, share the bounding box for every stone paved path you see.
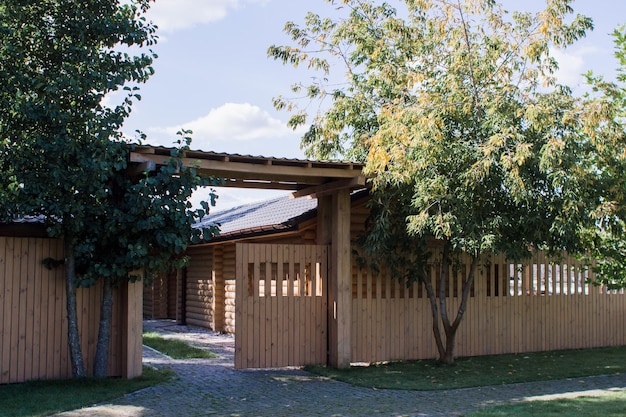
[56,320,626,417]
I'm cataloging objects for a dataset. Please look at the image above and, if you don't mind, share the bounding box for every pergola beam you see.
[129,147,365,191]
[290,176,367,199]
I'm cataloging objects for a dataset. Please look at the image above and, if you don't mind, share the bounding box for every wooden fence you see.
[0,236,143,384]
[351,251,626,363]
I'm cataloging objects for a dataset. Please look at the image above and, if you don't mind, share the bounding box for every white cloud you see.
[550,45,598,87]
[147,0,268,33]
[149,102,299,148]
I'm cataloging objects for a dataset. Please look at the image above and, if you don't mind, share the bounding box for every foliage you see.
[306,346,626,391]
[0,0,157,230]
[0,0,219,378]
[0,366,173,417]
[270,0,595,364]
[75,132,219,290]
[143,331,217,359]
[578,25,626,289]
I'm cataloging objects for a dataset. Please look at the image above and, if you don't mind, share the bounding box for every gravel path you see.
[54,320,626,417]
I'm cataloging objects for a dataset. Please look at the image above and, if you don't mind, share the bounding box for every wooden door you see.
[235,243,328,369]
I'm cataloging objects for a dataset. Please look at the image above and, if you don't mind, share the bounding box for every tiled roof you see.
[194,195,318,240]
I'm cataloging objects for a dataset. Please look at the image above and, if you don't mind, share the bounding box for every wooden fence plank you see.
[0,237,8,384]
[9,238,21,381]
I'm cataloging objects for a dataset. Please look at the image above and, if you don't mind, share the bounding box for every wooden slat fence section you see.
[351,250,626,363]
[0,237,139,384]
[235,243,328,369]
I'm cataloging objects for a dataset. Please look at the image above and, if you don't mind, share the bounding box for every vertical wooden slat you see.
[264,246,272,368]
[234,244,243,369]
[121,280,143,379]
[277,245,286,367]
[9,238,21,381]
[24,238,36,381]
[304,246,312,363]
[31,238,43,380]
[0,237,8,384]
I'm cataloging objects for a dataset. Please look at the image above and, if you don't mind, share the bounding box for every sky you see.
[117,0,626,212]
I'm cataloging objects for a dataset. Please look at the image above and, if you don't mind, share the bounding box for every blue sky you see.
[118,0,626,211]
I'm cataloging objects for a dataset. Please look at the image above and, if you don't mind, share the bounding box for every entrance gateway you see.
[131,146,367,369]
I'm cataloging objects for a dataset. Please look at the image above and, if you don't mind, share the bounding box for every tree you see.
[269,0,595,364]
[0,0,219,377]
[578,25,626,289]
[81,131,219,378]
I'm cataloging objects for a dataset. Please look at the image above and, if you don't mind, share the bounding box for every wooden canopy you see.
[129,145,364,368]
[129,145,367,198]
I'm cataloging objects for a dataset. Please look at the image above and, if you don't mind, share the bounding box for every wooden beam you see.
[125,161,156,177]
[290,176,367,199]
[217,180,303,191]
[129,152,363,183]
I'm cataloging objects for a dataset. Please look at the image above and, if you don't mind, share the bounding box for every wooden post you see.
[121,280,143,379]
[323,190,351,368]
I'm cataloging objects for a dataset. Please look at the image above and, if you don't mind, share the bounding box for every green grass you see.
[469,389,626,416]
[0,366,173,417]
[306,346,626,391]
[142,331,217,359]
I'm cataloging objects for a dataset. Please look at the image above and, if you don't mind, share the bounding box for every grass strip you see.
[470,389,626,416]
[0,366,173,417]
[142,331,217,359]
[306,346,626,391]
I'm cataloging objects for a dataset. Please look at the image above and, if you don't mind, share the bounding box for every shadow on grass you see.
[306,346,626,390]
[471,389,626,416]
[0,366,174,417]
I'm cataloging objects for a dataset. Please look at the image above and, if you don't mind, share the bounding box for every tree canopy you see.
[269,0,599,363]
[578,25,626,289]
[0,0,219,377]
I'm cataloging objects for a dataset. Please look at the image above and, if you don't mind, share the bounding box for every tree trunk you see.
[64,238,87,378]
[440,327,458,365]
[93,276,113,378]
[422,242,480,365]
[422,267,445,360]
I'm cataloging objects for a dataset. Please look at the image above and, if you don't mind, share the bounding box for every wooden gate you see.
[235,243,328,369]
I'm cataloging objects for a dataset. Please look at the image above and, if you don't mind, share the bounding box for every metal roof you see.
[195,195,317,241]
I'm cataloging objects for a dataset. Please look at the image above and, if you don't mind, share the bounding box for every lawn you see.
[306,346,626,391]
[469,389,626,416]
[0,366,173,417]
[142,331,217,359]
[1,342,623,417]
[0,332,216,417]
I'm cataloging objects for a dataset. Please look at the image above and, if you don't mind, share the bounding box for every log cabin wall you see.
[185,246,216,329]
